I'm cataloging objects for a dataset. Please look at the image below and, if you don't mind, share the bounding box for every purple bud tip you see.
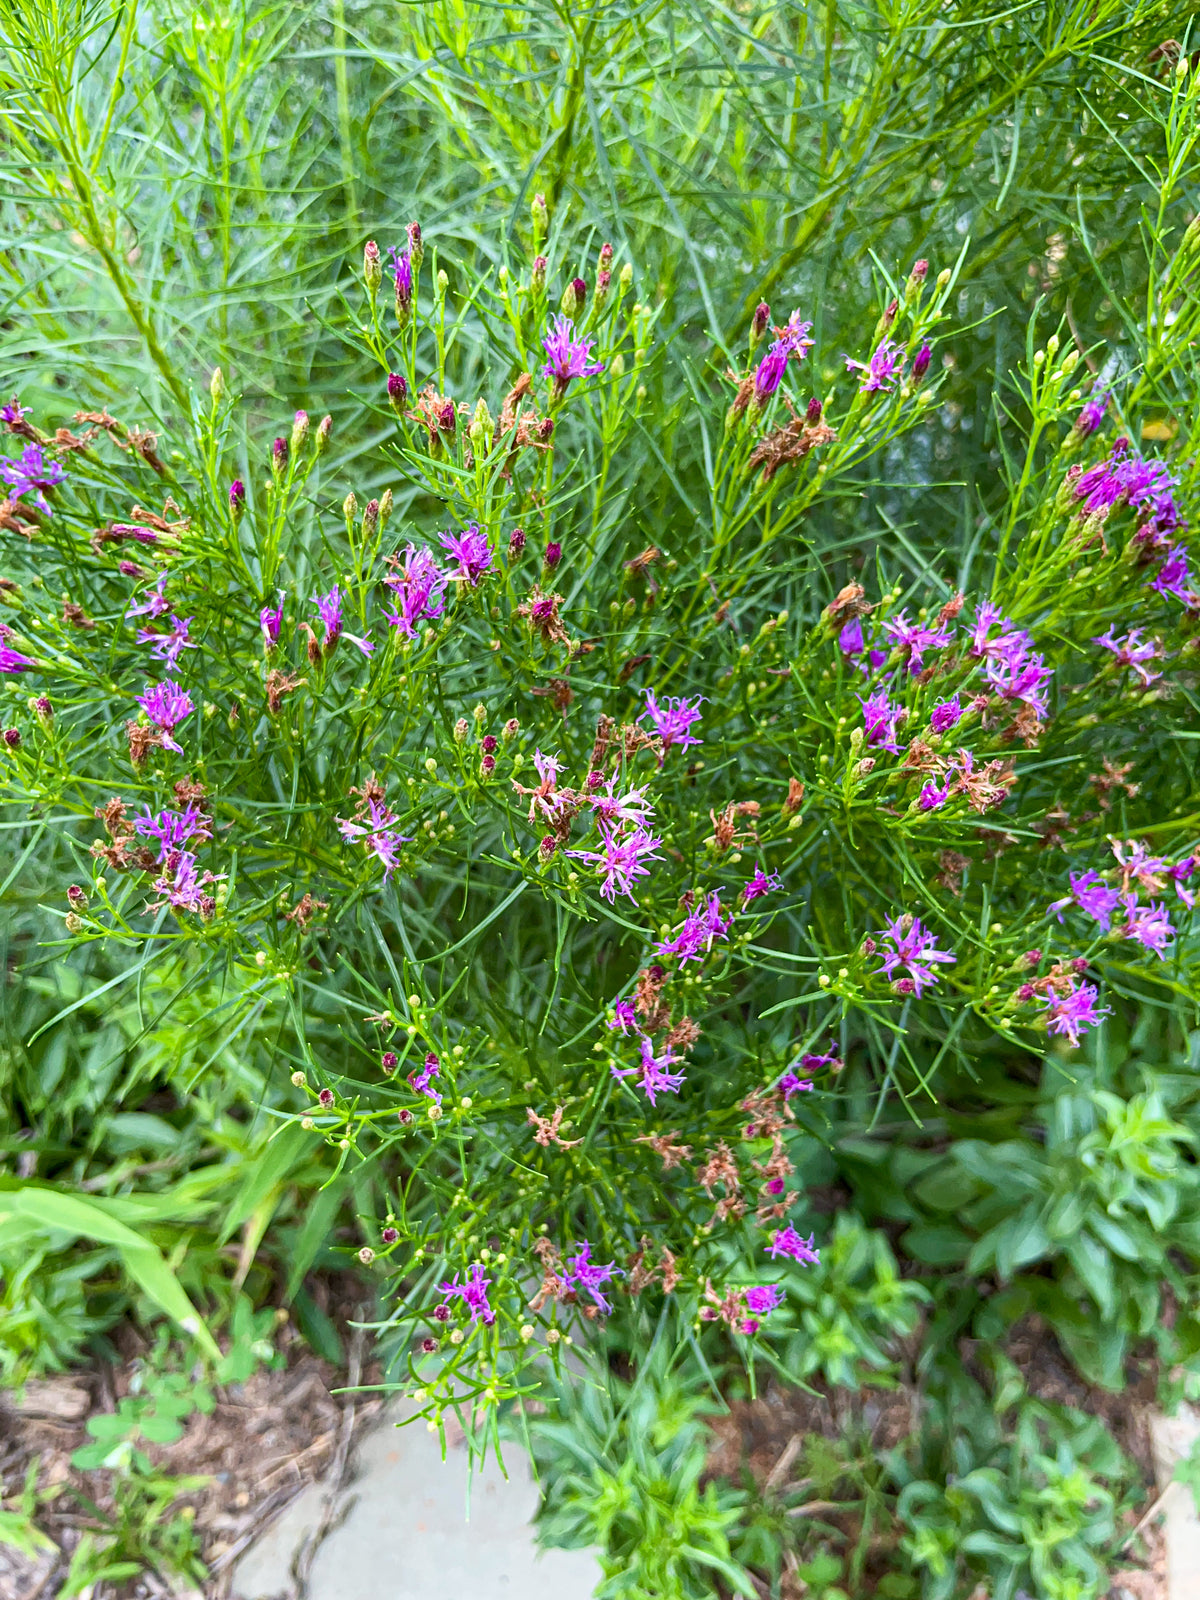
[533,254,548,272]
[1017,984,1036,1001]
[438,401,456,431]
[509,526,526,556]
[571,276,587,300]
[34,696,51,716]
[318,1088,334,1106]
[481,734,498,753]
[805,396,823,424]
[398,1108,413,1125]
[420,1336,439,1353]
[1024,949,1042,966]
[433,1303,450,1321]
[536,417,554,441]
[272,438,288,468]
[586,770,604,790]
[67,884,87,905]
[382,1227,399,1244]
[752,301,770,334]
[408,221,422,247]
[599,241,613,267]
[480,753,496,774]
[3,728,19,748]
[118,560,144,577]
[382,1051,398,1071]
[912,259,929,281]
[229,478,246,508]
[387,373,407,402]
[544,541,562,568]
[912,342,932,381]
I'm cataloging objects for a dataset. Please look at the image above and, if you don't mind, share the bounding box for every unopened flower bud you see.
[271,436,289,476]
[472,702,487,723]
[118,560,145,578]
[291,1070,306,1086]
[481,733,497,753]
[539,835,557,862]
[597,241,613,272]
[618,262,633,293]
[502,717,519,741]
[31,696,52,725]
[508,526,526,560]
[531,254,548,293]
[436,268,448,296]
[3,727,19,749]
[316,414,332,454]
[343,492,357,536]
[387,373,409,419]
[65,912,82,934]
[362,498,379,541]
[358,1247,375,1265]
[379,488,393,533]
[364,240,382,297]
[912,342,932,381]
[560,278,581,317]
[210,366,226,404]
[750,301,770,350]
[397,1107,413,1125]
[531,191,548,240]
[469,397,492,447]
[382,1226,399,1243]
[406,220,424,271]
[454,717,469,744]
[594,268,611,308]
[229,479,246,520]
[480,753,495,777]
[805,396,822,424]
[291,410,310,453]
[874,297,898,341]
[536,417,554,442]
[318,1088,334,1107]
[544,541,562,570]
[936,267,952,288]
[67,884,87,909]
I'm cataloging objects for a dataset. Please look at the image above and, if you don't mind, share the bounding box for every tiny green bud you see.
[210,366,226,404]
[343,491,358,536]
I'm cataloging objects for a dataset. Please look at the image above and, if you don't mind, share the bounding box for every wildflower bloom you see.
[408,1051,442,1103]
[883,610,953,674]
[541,314,603,395]
[640,689,704,758]
[1042,981,1109,1047]
[1093,627,1162,687]
[260,591,285,649]
[1110,838,1170,893]
[337,797,411,881]
[229,480,246,517]
[136,680,193,753]
[383,545,446,636]
[1049,870,1121,929]
[838,617,865,656]
[137,613,196,672]
[438,524,492,586]
[872,913,956,997]
[148,850,220,915]
[127,574,170,620]
[911,342,932,381]
[134,804,211,862]
[561,1241,623,1313]
[1073,442,1180,529]
[752,341,790,404]
[1,397,30,429]
[1074,388,1108,436]
[930,695,962,734]
[0,647,37,674]
[984,644,1053,718]
[608,999,637,1033]
[655,892,729,963]
[436,1263,493,1324]
[612,1036,685,1105]
[845,338,905,393]
[917,779,952,811]
[1150,542,1192,602]
[777,1068,814,1099]
[566,825,662,903]
[0,445,67,513]
[766,1225,820,1266]
[1168,857,1196,909]
[586,776,655,834]
[1118,894,1174,958]
[858,688,904,753]
[391,246,414,319]
[742,866,782,903]
[744,1285,784,1317]
[311,586,343,652]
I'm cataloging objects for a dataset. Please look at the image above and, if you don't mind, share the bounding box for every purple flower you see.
[561,1241,622,1313]
[753,341,790,404]
[0,647,37,674]
[1111,838,1170,891]
[566,824,662,903]
[985,646,1053,718]
[612,1036,685,1105]
[383,545,446,636]
[883,610,953,674]
[1073,443,1179,530]
[338,797,411,882]
[391,247,414,309]
[586,776,655,835]
[1093,627,1162,687]
[136,680,194,753]
[858,688,904,753]
[640,689,704,758]
[608,999,637,1033]
[1049,870,1121,929]
[744,1284,784,1317]
[127,574,171,620]
[765,1225,820,1267]
[1074,388,1108,436]
[438,524,492,587]
[872,913,956,997]
[260,591,285,648]
[436,1262,493,1324]
[0,445,67,513]
[930,695,962,734]
[1150,543,1192,602]
[775,312,814,360]
[1168,857,1196,910]
[911,342,932,382]
[742,866,782,903]
[541,314,603,393]
[311,586,342,650]
[967,603,1026,662]
[408,1051,442,1103]
[148,850,219,914]
[1042,981,1109,1047]
[845,338,904,394]
[137,614,196,672]
[838,617,865,656]
[229,479,246,516]
[1118,894,1174,958]
[134,804,211,863]
[777,1069,814,1100]
[1,398,29,428]
[654,892,729,963]
[917,779,951,811]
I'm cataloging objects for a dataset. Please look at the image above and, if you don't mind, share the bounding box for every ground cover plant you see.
[2,0,1200,1595]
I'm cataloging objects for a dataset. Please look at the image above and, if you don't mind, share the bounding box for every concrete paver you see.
[231,1402,599,1600]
